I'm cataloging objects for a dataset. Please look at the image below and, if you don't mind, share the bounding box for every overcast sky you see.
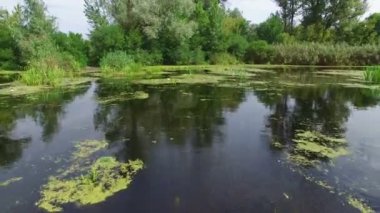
[1,0,380,35]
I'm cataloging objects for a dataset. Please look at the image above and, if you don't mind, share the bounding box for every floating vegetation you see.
[0,177,23,187]
[37,139,144,212]
[271,140,285,150]
[72,140,108,160]
[0,77,93,96]
[132,72,227,85]
[347,196,375,213]
[289,131,349,167]
[98,91,149,104]
[37,157,143,212]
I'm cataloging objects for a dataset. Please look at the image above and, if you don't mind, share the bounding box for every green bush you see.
[20,50,80,86]
[245,40,272,64]
[209,52,240,65]
[364,66,380,83]
[131,49,163,65]
[100,51,142,73]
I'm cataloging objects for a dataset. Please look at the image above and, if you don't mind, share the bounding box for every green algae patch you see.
[271,140,285,150]
[98,91,149,104]
[60,140,108,177]
[0,177,23,187]
[289,131,349,166]
[37,157,143,212]
[133,74,225,85]
[0,77,93,96]
[72,140,108,160]
[347,196,375,213]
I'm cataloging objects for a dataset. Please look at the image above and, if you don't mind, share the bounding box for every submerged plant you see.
[37,157,143,212]
[97,91,149,104]
[363,66,380,84]
[289,131,349,166]
[347,196,375,213]
[0,177,23,187]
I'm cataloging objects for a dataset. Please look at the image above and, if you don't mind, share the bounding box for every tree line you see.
[0,0,379,70]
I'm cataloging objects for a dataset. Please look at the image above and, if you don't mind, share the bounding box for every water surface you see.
[0,67,379,212]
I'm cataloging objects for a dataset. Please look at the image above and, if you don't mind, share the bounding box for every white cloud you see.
[1,0,380,35]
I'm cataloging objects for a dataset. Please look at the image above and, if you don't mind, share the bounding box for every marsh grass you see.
[20,68,70,87]
[100,51,143,75]
[363,66,380,84]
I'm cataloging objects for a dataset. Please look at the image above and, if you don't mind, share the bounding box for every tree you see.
[274,0,302,33]
[301,0,367,32]
[256,14,285,44]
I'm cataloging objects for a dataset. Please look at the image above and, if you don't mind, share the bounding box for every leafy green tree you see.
[52,32,89,67]
[274,0,302,33]
[256,14,285,44]
[0,9,18,69]
[300,0,367,39]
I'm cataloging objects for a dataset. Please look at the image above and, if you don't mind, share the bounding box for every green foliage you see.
[245,40,272,64]
[100,51,141,73]
[256,14,285,44]
[88,24,126,65]
[209,52,240,65]
[53,32,89,67]
[364,66,380,84]
[20,51,80,86]
[245,43,380,66]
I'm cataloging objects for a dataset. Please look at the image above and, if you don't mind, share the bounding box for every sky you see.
[1,0,380,36]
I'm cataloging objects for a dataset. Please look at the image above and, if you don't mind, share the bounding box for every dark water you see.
[0,68,380,212]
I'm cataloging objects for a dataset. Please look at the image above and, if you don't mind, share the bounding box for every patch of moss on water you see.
[0,77,93,96]
[133,73,225,85]
[347,196,375,213]
[271,140,285,150]
[0,177,23,187]
[289,131,349,167]
[98,91,149,104]
[37,157,143,212]
[72,140,108,160]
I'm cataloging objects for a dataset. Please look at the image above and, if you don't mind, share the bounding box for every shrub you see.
[100,51,142,73]
[245,40,273,64]
[132,49,163,65]
[209,52,240,65]
[364,66,380,84]
[20,51,79,86]
[20,67,67,86]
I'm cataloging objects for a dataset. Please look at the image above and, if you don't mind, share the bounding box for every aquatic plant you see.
[37,157,143,212]
[289,131,349,166]
[363,66,380,84]
[72,140,108,160]
[0,177,23,187]
[347,196,374,213]
[98,91,149,104]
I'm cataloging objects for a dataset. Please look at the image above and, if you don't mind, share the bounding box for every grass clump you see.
[37,157,143,212]
[347,196,375,213]
[100,51,142,74]
[289,130,349,166]
[363,66,380,84]
[0,177,23,187]
[20,52,80,87]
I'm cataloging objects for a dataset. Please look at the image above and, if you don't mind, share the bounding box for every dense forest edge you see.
[0,0,380,86]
